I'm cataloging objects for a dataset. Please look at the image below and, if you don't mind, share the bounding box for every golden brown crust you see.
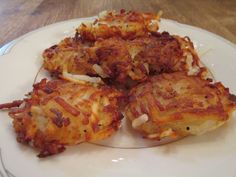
[125,72,236,139]
[78,10,161,41]
[43,32,205,87]
[42,37,96,76]
[4,79,124,157]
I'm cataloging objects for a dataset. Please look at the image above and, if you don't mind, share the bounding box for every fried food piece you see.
[78,10,161,41]
[0,79,123,157]
[43,32,205,87]
[125,32,205,78]
[43,37,96,76]
[125,72,236,140]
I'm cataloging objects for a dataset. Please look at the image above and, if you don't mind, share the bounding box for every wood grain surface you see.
[0,0,236,47]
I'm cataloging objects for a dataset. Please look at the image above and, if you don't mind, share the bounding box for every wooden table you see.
[0,0,236,47]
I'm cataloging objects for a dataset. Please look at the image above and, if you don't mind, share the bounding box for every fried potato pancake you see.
[0,79,123,157]
[43,32,205,86]
[42,37,96,76]
[78,10,161,41]
[125,72,236,140]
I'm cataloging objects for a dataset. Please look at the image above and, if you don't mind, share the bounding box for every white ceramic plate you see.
[0,17,236,177]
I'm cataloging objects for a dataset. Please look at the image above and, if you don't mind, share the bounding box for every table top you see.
[0,0,236,47]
